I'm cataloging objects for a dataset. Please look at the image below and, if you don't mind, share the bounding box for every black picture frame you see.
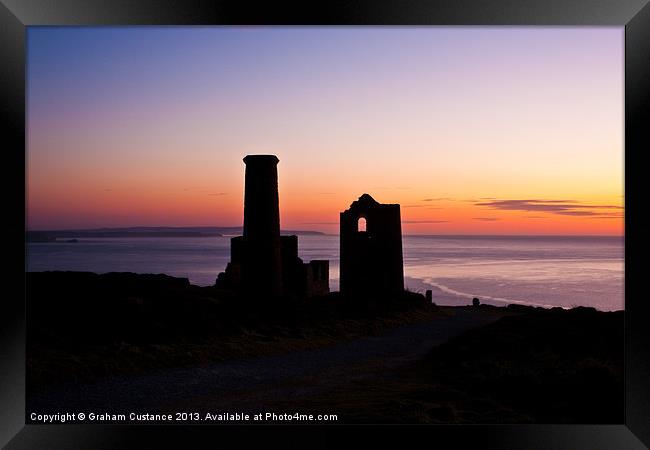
[2,1,649,448]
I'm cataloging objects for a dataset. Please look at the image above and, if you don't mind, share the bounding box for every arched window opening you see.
[358,217,367,232]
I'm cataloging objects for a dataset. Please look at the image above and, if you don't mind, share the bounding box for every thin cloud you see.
[422,197,451,202]
[402,220,449,224]
[207,192,228,196]
[475,199,623,217]
[403,205,424,208]
[550,210,607,216]
[302,221,338,225]
[473,217,500,221]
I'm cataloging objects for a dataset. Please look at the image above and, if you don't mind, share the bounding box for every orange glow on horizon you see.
[27,172,624,236]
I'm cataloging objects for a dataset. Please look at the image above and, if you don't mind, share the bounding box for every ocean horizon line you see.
[26,225,624,239]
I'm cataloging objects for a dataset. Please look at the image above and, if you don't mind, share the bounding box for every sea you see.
[26,235,624,311]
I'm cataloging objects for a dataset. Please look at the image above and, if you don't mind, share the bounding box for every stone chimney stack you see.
[242,155,283,297]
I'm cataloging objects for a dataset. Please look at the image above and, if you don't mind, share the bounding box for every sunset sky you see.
[27,27,624,235]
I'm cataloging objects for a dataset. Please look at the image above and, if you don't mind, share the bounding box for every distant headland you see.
[26,226,326,242]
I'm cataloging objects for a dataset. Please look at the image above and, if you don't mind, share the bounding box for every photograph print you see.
[26,26,624,425]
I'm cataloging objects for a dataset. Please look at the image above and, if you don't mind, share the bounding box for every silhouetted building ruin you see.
[340,194,404,297]
[216,155,329,299]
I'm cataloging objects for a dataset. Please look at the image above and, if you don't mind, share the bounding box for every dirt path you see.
[29,308,504,416]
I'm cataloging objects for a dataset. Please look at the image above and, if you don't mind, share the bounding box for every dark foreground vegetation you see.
[296,305,623,424]
[419,305,623,423]
[27,271,434,389]
[27,272,622,424]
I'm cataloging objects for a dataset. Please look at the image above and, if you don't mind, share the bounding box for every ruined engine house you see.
[339,194,404,297]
